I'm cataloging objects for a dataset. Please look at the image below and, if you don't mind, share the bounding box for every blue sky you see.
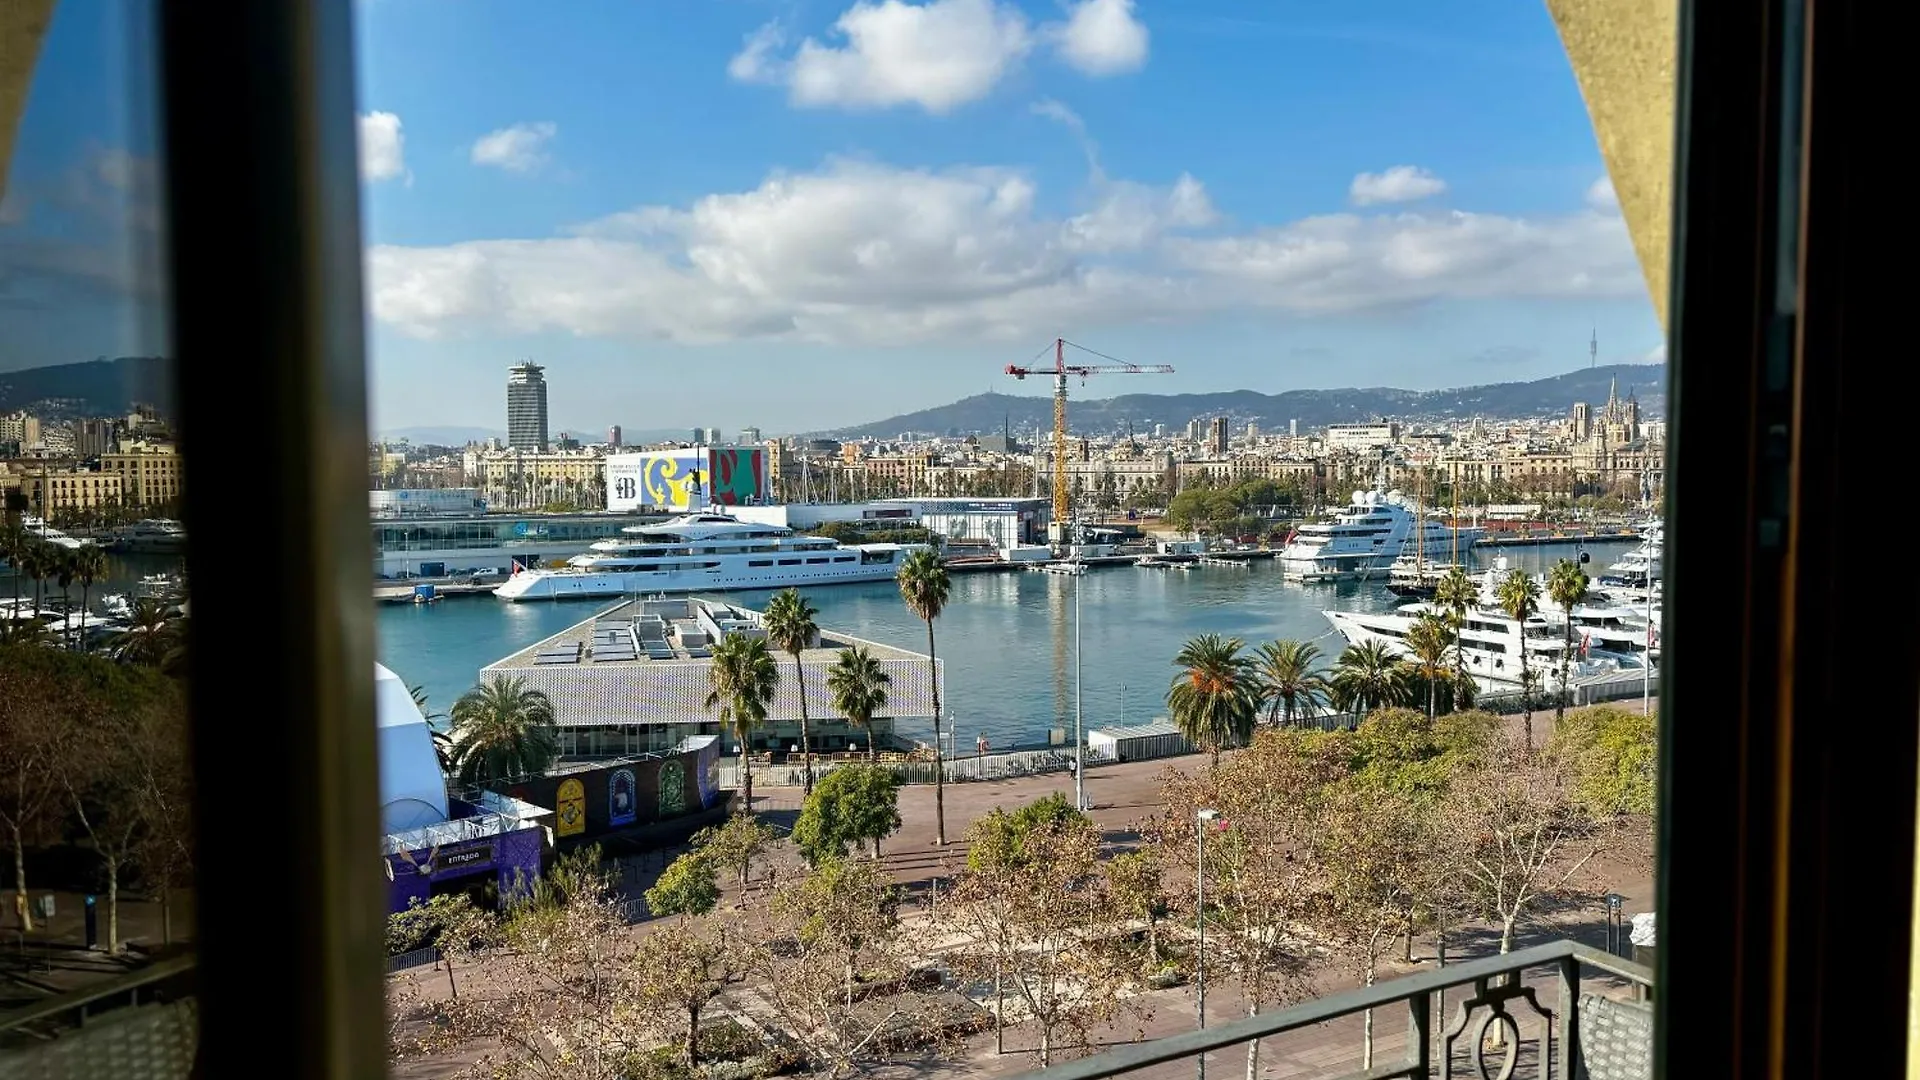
[3,0,1662,435]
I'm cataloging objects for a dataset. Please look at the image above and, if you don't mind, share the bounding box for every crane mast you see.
[1004,339,1174,534]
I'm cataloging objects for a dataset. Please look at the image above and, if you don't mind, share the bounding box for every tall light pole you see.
[1195,808,1220,1080]
[1074,562,1086,811]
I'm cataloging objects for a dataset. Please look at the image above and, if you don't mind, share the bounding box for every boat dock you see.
[373,578,503,602]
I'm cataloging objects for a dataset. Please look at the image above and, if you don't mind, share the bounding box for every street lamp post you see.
[1074,564,1086,811]
[1605,892,1627,956]
[1195,808,1220,1080]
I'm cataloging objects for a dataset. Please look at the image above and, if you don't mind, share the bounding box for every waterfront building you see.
[101,442,183,507]
[16,465,123,515]
[370,509,657,577]
[463,446,606,509]
[506,362,548,452]
[369,487,489,518]
[482,597,943,757]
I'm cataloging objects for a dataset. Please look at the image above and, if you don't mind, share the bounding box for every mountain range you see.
[0,357,175,417]
[820,363,1666,440]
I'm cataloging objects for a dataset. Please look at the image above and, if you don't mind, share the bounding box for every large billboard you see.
[605,447,767,512]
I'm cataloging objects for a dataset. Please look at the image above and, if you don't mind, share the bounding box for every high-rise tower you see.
[506,362,549,451]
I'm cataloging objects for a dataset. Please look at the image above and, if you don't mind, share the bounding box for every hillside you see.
[821,363,1666,439]
[0,357,175,417]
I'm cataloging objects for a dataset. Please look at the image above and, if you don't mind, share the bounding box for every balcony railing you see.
[1013,939,1652,1080]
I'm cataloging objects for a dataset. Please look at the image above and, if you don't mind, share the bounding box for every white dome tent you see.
[374,663,450,834]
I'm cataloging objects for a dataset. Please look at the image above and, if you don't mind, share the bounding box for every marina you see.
[378,536,1641,753]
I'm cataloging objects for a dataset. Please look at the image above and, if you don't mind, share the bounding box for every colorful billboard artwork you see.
[604,448,768,512]
[659,760,686,817]
[608,769,637,827]
[555,778,586,837]
[706,448,766,506]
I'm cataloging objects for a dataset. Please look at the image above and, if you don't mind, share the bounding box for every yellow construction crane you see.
[1006,339,1175,525]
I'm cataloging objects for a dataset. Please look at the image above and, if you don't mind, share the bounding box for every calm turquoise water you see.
[373,539,1628,749]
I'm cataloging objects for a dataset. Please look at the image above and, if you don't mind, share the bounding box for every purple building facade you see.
[384,793,550,915]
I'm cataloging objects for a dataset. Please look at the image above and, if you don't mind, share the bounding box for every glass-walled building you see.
[372,511,662,577]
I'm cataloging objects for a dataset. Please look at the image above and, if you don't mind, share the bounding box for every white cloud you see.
[366,161,1640,346]
[1049,0,1149,76]
[470,122,558,173]
[1586,175,1619,211]
[1349,165,1447,206]
[358,111,407,183]
[731,0,1150,113]
[731,0,1032,113]
[1643,341,1667,363]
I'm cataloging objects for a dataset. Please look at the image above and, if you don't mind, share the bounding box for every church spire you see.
[1605,375,1620,417]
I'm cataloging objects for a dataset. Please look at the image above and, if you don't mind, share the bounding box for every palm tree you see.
[1166,634,1260,766]
[706,633,781,813]
[1404,613,1455,719]
[17,541,49,618]
[1253,639,1328,726]
[763,588,821,795]
[827,644,891,762]
[896,549,952,844]
[1545,558,1591,723]
[1495,567,1544,749]
[110,597,175,665]
[71,545,107,652]
[1433,566,1475,683]
[0,618,50,647]
[411,684,455,775]
[1329,640,1414,717]
[448,675,560,785]
[52,548,77,648]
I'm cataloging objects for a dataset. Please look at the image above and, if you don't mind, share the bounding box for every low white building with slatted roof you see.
[482,596,943,759]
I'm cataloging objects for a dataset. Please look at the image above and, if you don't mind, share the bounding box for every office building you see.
[608,425,622,449]
[506,362,549,452]
[1208,417,1229,455]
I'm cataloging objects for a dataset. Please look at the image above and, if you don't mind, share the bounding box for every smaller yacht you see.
[19,516,87,550]
[110,519,188,554]
[1278,490,1483,583]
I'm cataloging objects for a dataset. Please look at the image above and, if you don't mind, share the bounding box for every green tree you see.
[1318,779,1443,1069]
[706,632,780,813]
[1105,849,1169,969]
[1253,639,1328,726]
[792,763,903,863]
[1165,633,1260,765]
[16,540,50,617]
[964,791,1092,872]
[71,545,107,651]
[896,549,951,844]
[763,588,821,795]
[1547,705,1657,817]
[826,644,891,762]
[760,855,905,1064]
[447,675,559,785]
[1545,558,1591,723]
[645,850,720,917]
[1329,640,1415,717]
[694,811,782,886]
[1495,568,1544,749]
[1404,613,1455,719]
[628,914,741,1069]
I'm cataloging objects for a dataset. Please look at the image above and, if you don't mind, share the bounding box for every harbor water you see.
[372,539,1633,751]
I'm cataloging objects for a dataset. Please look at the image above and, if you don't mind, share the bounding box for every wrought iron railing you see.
[1010,939,1652,1080]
